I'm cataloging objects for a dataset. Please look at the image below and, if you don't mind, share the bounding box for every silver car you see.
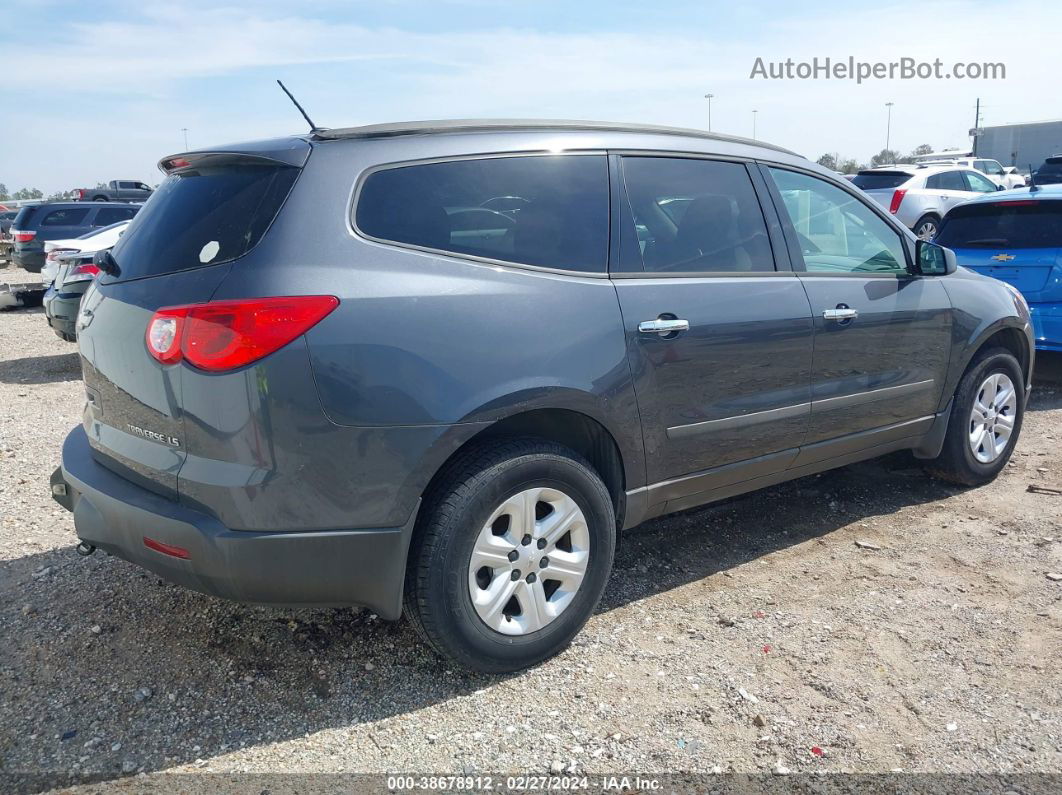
[852,165,1001,239]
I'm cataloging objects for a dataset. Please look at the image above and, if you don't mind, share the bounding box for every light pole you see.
[884,102,894,155]
[752,109,758,139]
[181,128,189,150]
[704,93,714,131]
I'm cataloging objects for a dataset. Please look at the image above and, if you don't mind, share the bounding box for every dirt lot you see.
[1,264,1060,789]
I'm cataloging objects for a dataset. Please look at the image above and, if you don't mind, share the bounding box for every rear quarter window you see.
[355,154,609,273]
[92,206,138,226]
[107,161,299,281]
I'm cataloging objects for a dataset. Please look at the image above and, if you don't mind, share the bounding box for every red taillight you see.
[47,247,75,262]
[143,536,190,559]
[146,295,339,371]
[888,189,907,214]
[13,230,35,243]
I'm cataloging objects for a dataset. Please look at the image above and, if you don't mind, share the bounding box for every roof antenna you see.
[1028,163,1039,192]
[276,80,322,134]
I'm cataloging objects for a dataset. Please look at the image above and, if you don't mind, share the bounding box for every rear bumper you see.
[1029,302,1062,351]
[43,285,85,341]
[53,426,417,619]
[12,245,44,271]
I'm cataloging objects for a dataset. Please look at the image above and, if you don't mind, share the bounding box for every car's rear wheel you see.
[404,438,616,673]
[926,347,1025,486]
[914,214,941,241]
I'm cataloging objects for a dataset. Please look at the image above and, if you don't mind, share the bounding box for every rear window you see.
[108,162,299,280]
[936,201,1062,248]
[851,172,912,190]
[355,155,609,273]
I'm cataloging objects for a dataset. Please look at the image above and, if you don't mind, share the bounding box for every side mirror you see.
[996,184,1005,191]
[93,248,120,277]
[915,239,957,276]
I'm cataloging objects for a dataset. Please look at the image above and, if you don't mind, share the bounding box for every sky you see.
[1,0,1058,194]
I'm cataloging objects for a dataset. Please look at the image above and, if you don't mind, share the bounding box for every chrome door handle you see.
[638,318,690,335]
[822,308,858,321]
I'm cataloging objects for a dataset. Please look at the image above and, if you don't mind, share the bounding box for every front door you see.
[762,165,952,455]
[612,156,814,498]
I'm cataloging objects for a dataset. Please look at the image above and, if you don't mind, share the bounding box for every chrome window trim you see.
[346,149,613,279]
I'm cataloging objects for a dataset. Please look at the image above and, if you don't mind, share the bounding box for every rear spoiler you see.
[158,137,311,175]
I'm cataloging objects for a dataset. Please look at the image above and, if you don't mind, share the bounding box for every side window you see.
[118,181,135,189]
[137,183,152,191]
[767,167,908,274]
[618,157,774,273]
[986,161,1004,176]
[40,208,90,226]
[963,171,998,193]
[92,207,137,226]
[926,170,967,191]
[355,155,609,273]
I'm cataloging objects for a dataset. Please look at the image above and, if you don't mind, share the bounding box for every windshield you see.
[108,161,299,281]
[936,201,1062,248]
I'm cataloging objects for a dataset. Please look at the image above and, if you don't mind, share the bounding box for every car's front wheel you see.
[926,347,1025,486]
[404,438,616,673]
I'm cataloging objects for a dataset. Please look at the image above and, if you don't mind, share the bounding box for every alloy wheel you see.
[968,372,1017,464]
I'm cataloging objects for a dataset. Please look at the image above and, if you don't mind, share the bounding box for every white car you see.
[42,221,129,286]
[916,157,1025,190]
[851,164,1001,239]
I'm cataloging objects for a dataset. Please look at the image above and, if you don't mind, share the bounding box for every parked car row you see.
[41,221,132,341]
[9,202,138,272]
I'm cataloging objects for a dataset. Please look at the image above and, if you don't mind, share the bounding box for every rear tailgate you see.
[77,147,306,498]
[936,199,1062,303]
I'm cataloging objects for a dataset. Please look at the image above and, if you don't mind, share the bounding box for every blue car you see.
[936,185,1062,351]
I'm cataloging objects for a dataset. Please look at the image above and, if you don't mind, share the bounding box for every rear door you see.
[612,155,813,505]
[35,206,92,241]
[78,152,304,496]
[762,165,952,454]
[925,170,975,216]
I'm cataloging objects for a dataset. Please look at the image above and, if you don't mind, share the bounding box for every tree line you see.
[0,183,108,202]
[815,144,958,174]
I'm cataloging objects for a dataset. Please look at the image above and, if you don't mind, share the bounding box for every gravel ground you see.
[1,262,1060,790]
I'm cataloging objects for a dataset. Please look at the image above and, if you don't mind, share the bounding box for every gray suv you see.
[52,120,1034,672]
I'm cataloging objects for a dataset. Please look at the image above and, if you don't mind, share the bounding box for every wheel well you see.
[977,327,1030,381]
[424,409,627,526]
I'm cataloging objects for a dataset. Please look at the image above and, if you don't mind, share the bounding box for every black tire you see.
[925,347,1025,486]
[913,214,941,241]
[404,438,616,673]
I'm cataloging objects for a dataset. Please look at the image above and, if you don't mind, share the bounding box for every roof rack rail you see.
[311,118,801,157]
